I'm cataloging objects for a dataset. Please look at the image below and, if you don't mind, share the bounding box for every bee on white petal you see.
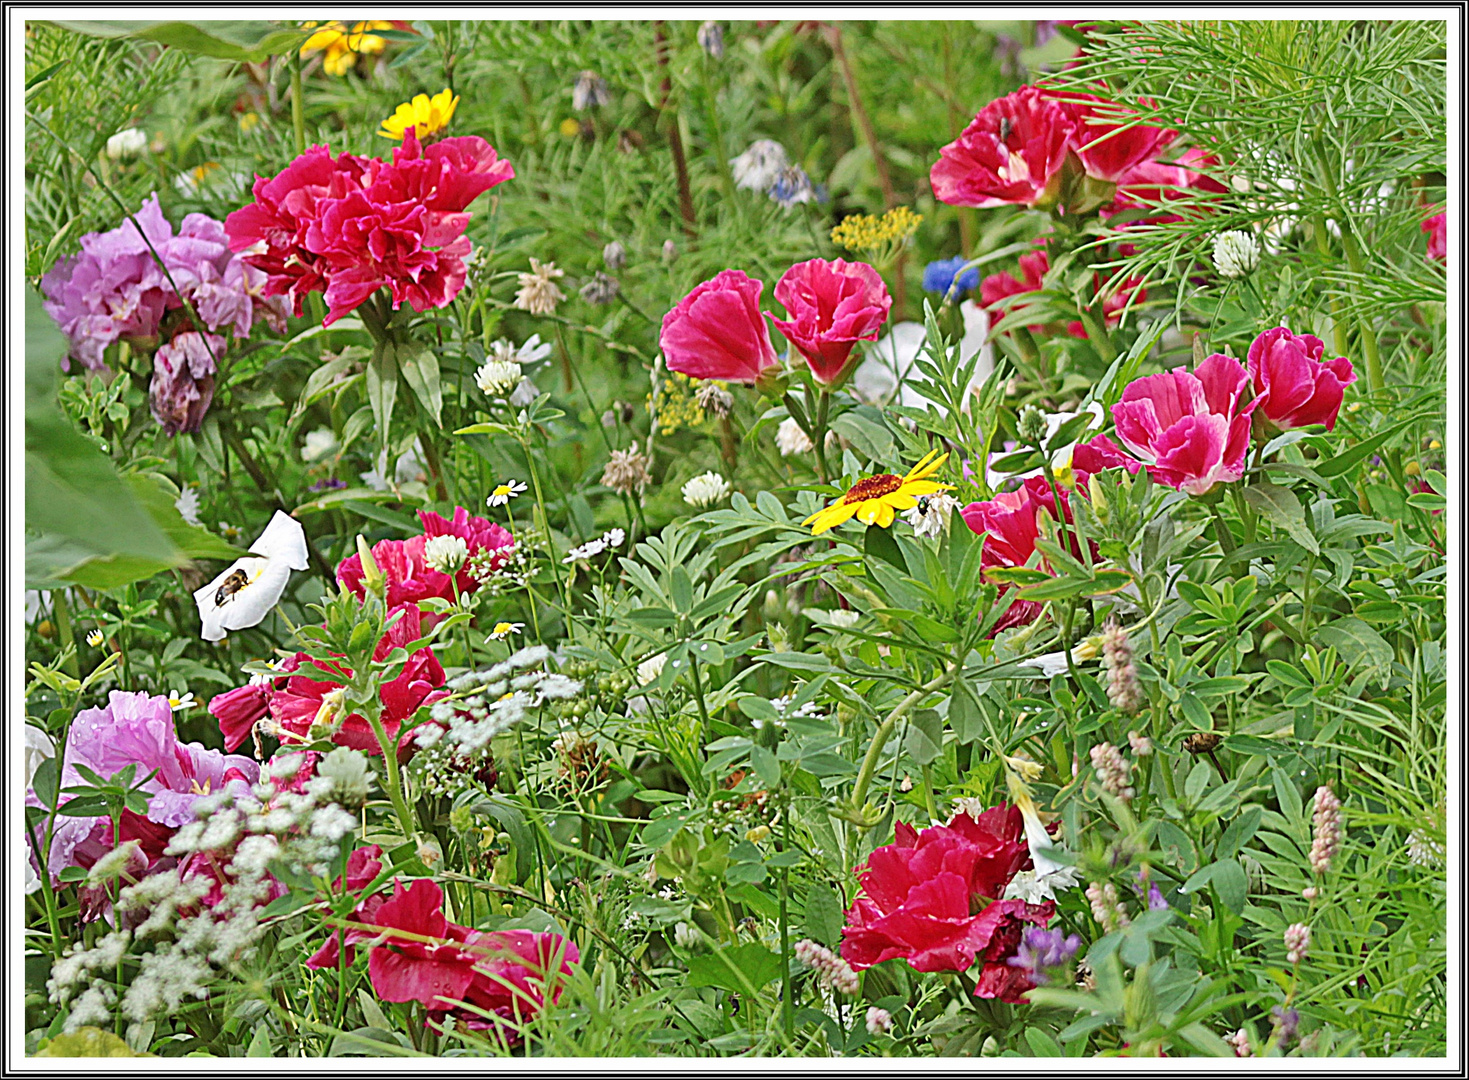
[192,512,309,642]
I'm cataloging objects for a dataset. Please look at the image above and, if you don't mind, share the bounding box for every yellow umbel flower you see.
[802,449,953,534]
[380,88,460,140]
[300,20,395,77]
[648,372,712,435]
[830,206,923,254]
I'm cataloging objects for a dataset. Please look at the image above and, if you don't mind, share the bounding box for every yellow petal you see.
[855,500,884,526]
[804,502,859,535]
[905,450,949,483]
[872,502,896,528]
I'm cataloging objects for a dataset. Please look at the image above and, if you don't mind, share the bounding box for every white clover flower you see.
[901,491,959,538]
[636,653,667,686]
[424,534,470,575]
[509,378,539,407]
[174,485,202,526]
[476,359,522,397]
[514,259,566,316]
[538,673,584,701]
[775,417,815,456]
[301,427,339,463]
[106,128,148,160]
[682,471,731,508]
[730,139,789,191]
[192,511,309,642]
[487,479,528,507]
[1212,230,1262,279]
[1407,828,1445,869]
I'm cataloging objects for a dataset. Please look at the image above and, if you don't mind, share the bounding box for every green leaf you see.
[47,20,309,61]
[828,408,895,463]
[863,523,906,570]
[246,1025,273,1058]
[749,744,781,787]
[36,1027,153,1057]
[365,340,400,462]
[1314,616,1393,684]
[1211,858,1248,914]
[1312,417,1416,479]
[395,341,443,427]
[1241,482,1319,554]
[1024,1027,1064,1057]
[686,942,783,993]
[904,709,944,766]
[804,883,845,948]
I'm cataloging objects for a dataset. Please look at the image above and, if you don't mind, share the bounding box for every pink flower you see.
[980,249,1051,333]
[266,604,447,755]
[771,258,891,385]
[356,878,577,1034]
[659,269,779,384]
[1111,147,1228,214]
[840,806,1041,974]
[1423,211,1446,263]
[1112,352,1259,495]
[209,682,274,753]
[1246,326,1355,433]
[1054,93,1176,184]
[930,86,1076,209]
[337,507,513,607]
[1071,433,1142,476]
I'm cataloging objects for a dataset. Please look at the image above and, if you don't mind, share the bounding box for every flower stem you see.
[291,52,307,157]
[851,667,955,813]
[365,703,416,840]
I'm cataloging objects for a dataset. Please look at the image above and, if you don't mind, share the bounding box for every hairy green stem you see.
[851,667,955,812]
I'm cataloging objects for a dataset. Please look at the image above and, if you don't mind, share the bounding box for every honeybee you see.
[1182,731,1222,754]
[213,568,250,607]
[999,116,1013,141]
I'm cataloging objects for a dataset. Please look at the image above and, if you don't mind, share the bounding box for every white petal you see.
[248,511,309,570]
[1020,651,1072,679]
[194,556,280,641]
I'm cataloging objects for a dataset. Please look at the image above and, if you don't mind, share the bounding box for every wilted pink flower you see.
[659,269,779,384]
[931,87,1075,209]
[771,258,891,385]
[1423,211,1446,263]
[1112,353,1258,495]
[1054,92,1176,184]
[1245,327,1355,433]
[150,331,221,436]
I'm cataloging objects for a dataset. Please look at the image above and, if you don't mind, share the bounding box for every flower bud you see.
[602,240,626,271]
[354,534,385,600]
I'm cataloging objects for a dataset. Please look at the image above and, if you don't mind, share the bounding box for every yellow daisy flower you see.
[380,88,460,140]
[300,20,395,77]
[802,449,954,535]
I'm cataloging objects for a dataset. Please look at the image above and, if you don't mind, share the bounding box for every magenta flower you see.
[27,691,258,880]
[1071,433,1142,477]
[1246,327,1356,433]
[150,331,222,436]
[931,87,1075,209]
[1112,353,1259,495]
[659,269,779,385]
[771,258,892,386]
[1423,211,1446,263]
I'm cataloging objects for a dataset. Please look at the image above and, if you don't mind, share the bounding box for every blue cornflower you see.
[922,255,980,297]
[769,165,817,209]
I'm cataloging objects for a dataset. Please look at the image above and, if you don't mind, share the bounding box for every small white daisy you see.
[86,629,105,648]
[488,621,524,641]
[168,690,196,712]
[174,486,202,527]
[488,480,528,507]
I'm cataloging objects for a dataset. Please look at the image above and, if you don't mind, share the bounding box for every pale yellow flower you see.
[300,20,395,77]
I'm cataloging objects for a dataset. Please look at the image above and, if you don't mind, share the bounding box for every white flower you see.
[490,334,553,366]
[167,690,196,712]
[514,259,566,316]
[852,301,993,410]
[24,725,55,787]
[636,653,667,686]
[301,427,339,463]
[730,139,789,192]
[424,535,470,575]
[682,471,731,508]
[488,621,524,641]
[487,480,528,507]
[604,528,626,548]
[1212,230,1261,279]
[572,70,611,111]
[562,528,625,565]
[1019,638,1101,679]
[359,444,428,492]
[106,128,147,160]
[509,378,539,407]
[476,359,522,397]
[218,522,241,541]
[174,486,201,526]
[1406,828,1445,869]
[776,417,815,456]
[86,629,105,648]
[192,511,309,642]
[901,492,959,538]
[1003,798,1082,903]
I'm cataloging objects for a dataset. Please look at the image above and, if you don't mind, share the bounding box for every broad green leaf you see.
[365,340,400,462]
[1314,616,1393,684]
[47,20,309,61]
[686,942,783,993]
[395,341,443,427]
[1242,482,1319,554]
[36,1027,153,1057]
[903,709,944,766]
[804,882,845,948]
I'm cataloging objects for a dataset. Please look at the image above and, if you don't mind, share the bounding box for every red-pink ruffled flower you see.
[266,604,447,755]
[771,258,891,386]
[1111,147,1229,214]
[1072,433,1142,477]
[1112,353,1258,495]
[980,249,1050,333]
[840,806,1042,975]
[1246,326,1355,433]
[352,878,577,1034]
[1423,211,1446,263]
[1053,92,1176,184]
[659,269,779,384]
[337,507,514,607]
[930,86,1075,209]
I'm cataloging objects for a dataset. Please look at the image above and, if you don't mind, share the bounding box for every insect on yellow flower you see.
[802,449,954,535]
[380,88,461,140]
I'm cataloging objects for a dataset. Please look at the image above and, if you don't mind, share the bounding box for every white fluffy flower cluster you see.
[681,471,731,508]
[564,527,626,564]
[901,491,959,539]
[1211,230,1261,279]
[424,534,470,575]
